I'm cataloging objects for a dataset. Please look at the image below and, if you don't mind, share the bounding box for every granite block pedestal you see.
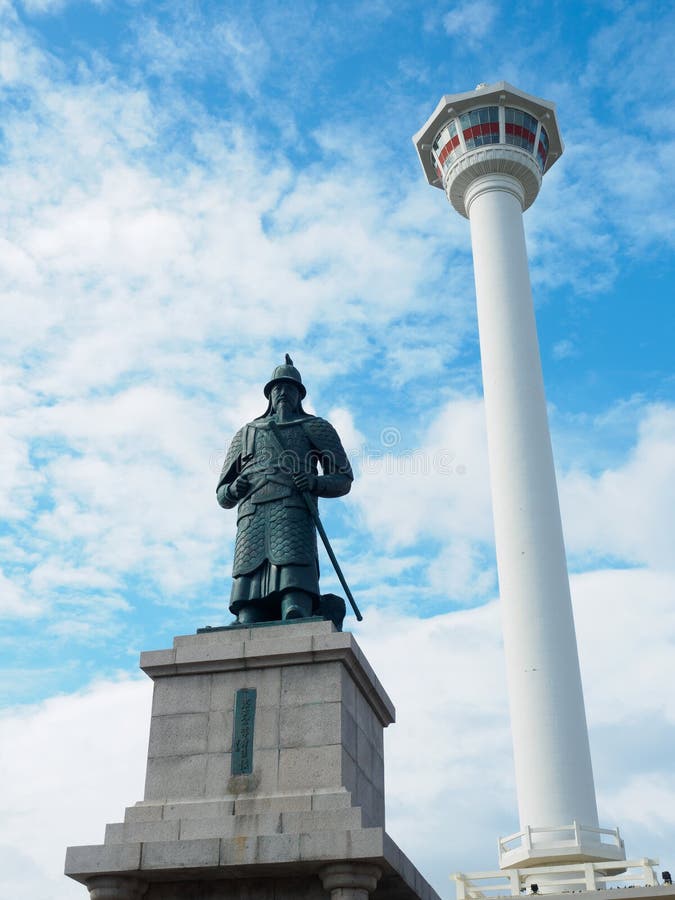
[65,620,441,900]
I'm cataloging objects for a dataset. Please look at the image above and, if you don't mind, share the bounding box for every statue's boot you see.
[281,591,313,620]
[236,604,267,624]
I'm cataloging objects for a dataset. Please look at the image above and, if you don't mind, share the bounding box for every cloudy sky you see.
[1,0,674,897]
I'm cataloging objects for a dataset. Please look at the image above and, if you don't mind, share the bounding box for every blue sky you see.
[1,0,674,897]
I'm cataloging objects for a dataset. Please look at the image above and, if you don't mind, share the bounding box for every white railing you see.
[454,858,661,900]
[498,822,625,860]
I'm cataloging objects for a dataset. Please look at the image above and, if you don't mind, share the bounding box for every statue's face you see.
[270,382,300,413]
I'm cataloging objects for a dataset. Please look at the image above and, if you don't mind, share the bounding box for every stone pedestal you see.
[65,620,440,900]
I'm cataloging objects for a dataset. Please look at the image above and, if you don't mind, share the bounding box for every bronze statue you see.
[217,356,354,625]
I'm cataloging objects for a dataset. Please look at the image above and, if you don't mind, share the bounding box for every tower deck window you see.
[537,125,550,172]
[505,107,537,153]
[460,106,500,150]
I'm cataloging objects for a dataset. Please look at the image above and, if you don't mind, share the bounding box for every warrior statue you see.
[217,356,353,625]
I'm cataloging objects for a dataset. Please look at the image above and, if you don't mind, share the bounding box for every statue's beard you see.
[274,399,297,420]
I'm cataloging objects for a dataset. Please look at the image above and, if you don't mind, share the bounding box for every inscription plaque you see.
[231,687,256,775]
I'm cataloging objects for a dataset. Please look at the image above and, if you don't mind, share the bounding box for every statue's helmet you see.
[263,354,307,399]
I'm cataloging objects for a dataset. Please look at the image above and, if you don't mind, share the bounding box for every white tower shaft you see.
[413,83,625,869]
[467,174,599,832]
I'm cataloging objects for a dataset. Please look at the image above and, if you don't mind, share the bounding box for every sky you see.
[0,0,674,897]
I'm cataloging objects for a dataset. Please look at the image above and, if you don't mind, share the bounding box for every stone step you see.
[123,789,353,824]
[235,789,354,815]
[108,805,363,845]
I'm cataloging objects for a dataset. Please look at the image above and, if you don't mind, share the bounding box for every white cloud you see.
[4,567,675,898]
[0,6,673,894]
[606,773,675,835]
[0,420,35,521]
[573,568,675,727]
[326,405,367,457]
[442,1,498,43]
[353,395,493,552]
[426,539,496,603]
[0,677,152,900]
[361,568,675,880]
[552,338,576,360]
[0,567,41,617]
[20,0,104,13]
[560,404,675,570]
[0,12,475,632]
[133,11,271,97]
[30,561,117,592]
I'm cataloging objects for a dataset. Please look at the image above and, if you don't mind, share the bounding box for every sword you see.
[267,419,363,622]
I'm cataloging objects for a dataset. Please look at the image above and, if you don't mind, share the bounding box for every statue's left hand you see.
[293,472,318,494]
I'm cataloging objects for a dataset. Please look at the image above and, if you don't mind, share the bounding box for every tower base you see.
[65,620,440,900]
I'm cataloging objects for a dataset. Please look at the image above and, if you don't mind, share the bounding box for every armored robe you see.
[217,415,353,617]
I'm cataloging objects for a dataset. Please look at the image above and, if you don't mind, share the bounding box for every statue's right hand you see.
[230,474,250,500]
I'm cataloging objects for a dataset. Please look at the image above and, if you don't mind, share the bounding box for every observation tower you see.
[412,83,625,873]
